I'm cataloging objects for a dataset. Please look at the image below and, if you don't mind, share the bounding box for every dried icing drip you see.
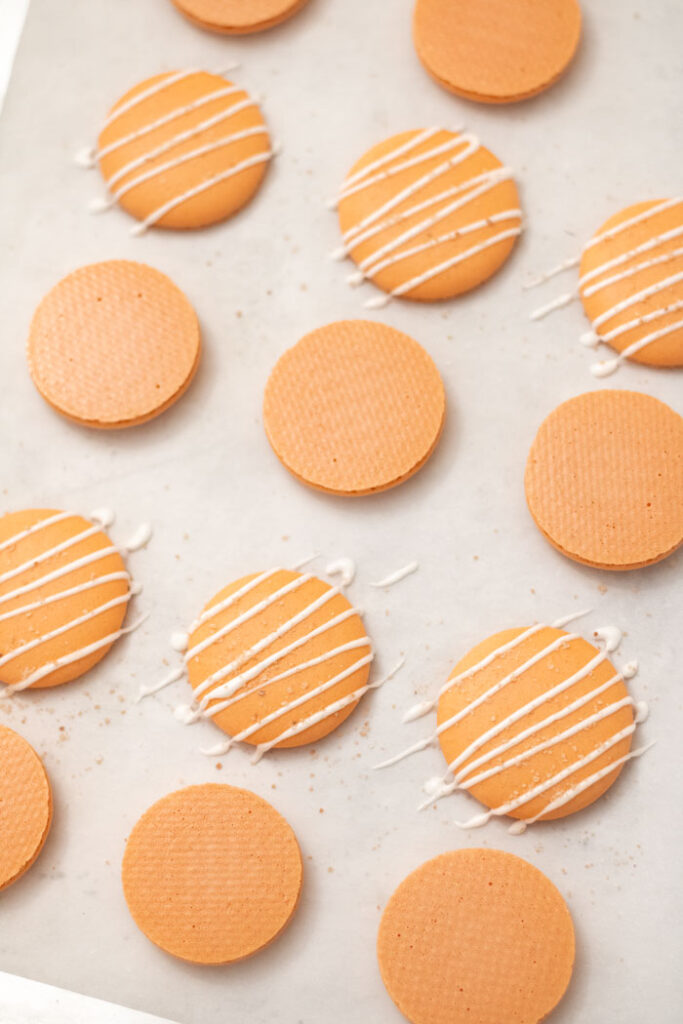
[370,562,419,588]
[170,631,189,652]
[326,558,356,587]
[0,511,147,693]
[375,612,649,832]
[527,198,683,374]
[77,69,275,235]
[124,522,153,552]
[330,127,521,308]
[144,566,403,758]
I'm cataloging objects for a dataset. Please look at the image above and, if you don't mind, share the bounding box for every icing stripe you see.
[584,197,683,250]
[457,724,636,829]
[592,269,683,329]
[0,524,109,587]
[96,85,241,161]
[185,572,311,662]
[0,545,121,609]
[590,299,683,344]
[197,638,371,719]
[0,511,71,555]
[104,126,268,204]
[365,226,522,308]
[105,97,260,189]
[0,571,131,624]
[130,150,272,235]
[340,128,441,193]
[0,592,132,670]
[591,318,683,377]
[7,615,148,693]
[195,568,281,629]
[582,246,683,298]
[579,224,683,287]
[103,70,198,129]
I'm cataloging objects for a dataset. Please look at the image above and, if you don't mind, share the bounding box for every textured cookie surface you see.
[28,261,200,428]
[0,509,131,689]
[525,390,683,569]
[377,849,575,1024]
[170,0,309,34]
[413,0,582,103]
[185,569,372,753]
[122,784,303,964]
[0,725,52,890]
[263,321,446,494]
[580,198,683,369]
[438,626,638,829]
[334,129,521,305]
[94,71,271,230]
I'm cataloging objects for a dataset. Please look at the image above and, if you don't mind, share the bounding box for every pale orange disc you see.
[437,626,639,830]
[377,849,575,1024]
[0,725,52,890]
[122,784,303,964]
[263,321,446,494]
[525,390,683,570]
[579,199,683,371]
[169,0,310,34]
[92,71,272,232]
[335,130,521,306]
[184,569,372,754]
[28,261,200,429]
[0,509,132,690]
[413,0,582,103]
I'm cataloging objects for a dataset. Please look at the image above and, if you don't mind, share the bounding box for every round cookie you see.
[82,71,272,232]
[377,849,575,1024]
[413,0,582,104]
[332,129,521,307]
[0,509,133,690]
[579,198,683,374]
[263,321,446,494]
[436,625,641,831]
[28,261,200,429]
[169,0,310,34]
[0,725,52,890]
[122,784,302,964]
[182,569,373,756]
[525,390,683,570]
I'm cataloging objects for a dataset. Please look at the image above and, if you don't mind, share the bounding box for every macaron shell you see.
[438,627,635,823]
[170,0,310,34]
[413,0,582,104]
[337,130,521,302]
[263,320,446,494]
[28,261,201,429]
[97,72,271,230]
[525,390,683,570]
[0,725,53,890]
[579,199,683,367]
[377,849,575,1024]
[187,570,371,748]
[121,784,303,964]
[0,510,130,689]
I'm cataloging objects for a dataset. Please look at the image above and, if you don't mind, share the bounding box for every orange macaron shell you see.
[525,390,683,570]
[377,848,575,1024]
[169,0,310,34]
[186,570,371,748]
[413,0,582,104]
[438,628,635,824]
[579,199,683,367]
[97,72,271,231]
[338,130,521,303]
[0,725,53,890]
[122,784,303,964]
[263,321,446,495]
[0,510,130,689]
[28,261,201,429]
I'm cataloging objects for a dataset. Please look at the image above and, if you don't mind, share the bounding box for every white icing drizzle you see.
[326,558,356,587]
[130,149,273,236]
[592,625,622,653]
[370,562,419,588]
[124,522,153,552]
[527,198,683,369]
[170,631,189,652]
[623,660,639,679]
[376,614,648,830]
[0,511,148,692]
[331,129,520,306]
